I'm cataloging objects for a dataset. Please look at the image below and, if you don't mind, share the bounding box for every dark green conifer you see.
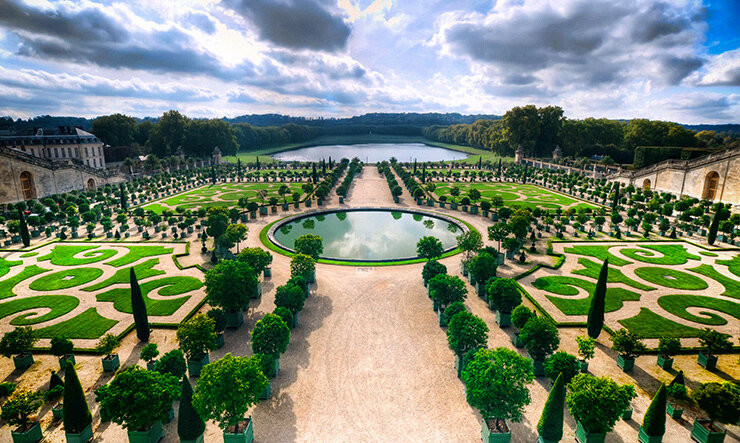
[119,183,128,210]
[587,258,608,339]
[537,372,565,441]
[641,383,667,437]
[63,364,92,434]
[18,207,30,247]
[707,204,722,245]
[130,268,150,342]
[178,378,206,440]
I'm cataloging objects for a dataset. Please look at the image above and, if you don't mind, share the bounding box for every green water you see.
[273,210,462,261]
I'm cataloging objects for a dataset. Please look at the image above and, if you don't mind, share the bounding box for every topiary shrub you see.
[641,383,666,437]
[274,283,305,315]
[429,274,467,310]
[543,351,580,383]
[441,301,467,325]
[692,382,740,429]
[421,260,447,285]
[63,364,92,434]
[486,278,521,313]
[251,313,290,358]
[610,328,647,359]
[0,326,38,358]
[537,372,565,441]
[447,311,488,359]
[520,316,560,361]
[178,378,206,441]
[566,374,636,434]
[154,349,187,380]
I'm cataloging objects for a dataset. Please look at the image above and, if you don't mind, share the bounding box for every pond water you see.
[272,143,469,163]
[271,209,464,261]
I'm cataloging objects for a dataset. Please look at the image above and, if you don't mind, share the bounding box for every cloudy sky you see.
[0,0,738,123]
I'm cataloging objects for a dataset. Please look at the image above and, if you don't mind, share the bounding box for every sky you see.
[0,0,738,124]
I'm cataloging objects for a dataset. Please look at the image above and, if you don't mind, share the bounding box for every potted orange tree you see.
[567,374,636,443]
[690,382,739,443]
[177,314,217,377]
[1,390,43,443]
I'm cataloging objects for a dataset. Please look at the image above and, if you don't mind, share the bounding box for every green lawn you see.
[618,308,704,339]
[0,295,79,325]
[29,268,104,291]
[633,267,709,290]
[142,182,305,213]
[532,276,641,315]
[38,245,117,266]
[35,308,118,340]
[431,182,596,211]
[619,244,701,265]
[561,245,632,266]
[572,258,654,291]
[657,294,740,326]
[96,276,202,316]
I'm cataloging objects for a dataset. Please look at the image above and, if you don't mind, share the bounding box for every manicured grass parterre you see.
[141,182,305,213]
[522,241,740,341]
[0,242,205,346]
[431,182,597,211]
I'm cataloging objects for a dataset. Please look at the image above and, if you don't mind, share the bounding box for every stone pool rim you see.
[265,207,470,264]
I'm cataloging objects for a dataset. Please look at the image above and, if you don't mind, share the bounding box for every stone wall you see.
[0,150,125,204]
[608,148,740,206]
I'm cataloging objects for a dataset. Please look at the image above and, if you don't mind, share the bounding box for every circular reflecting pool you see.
[270,209,465,262]
[272,143,469,163]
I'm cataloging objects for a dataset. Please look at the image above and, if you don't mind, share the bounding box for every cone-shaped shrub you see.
[707,204,721,245]
[18,208,30,247]
[63,364,92,434]
[642,383,667,437]
[178,378,205,440]
[50,371,64,390]
[130,268,150,341]
[538,372,565,441]
[587,258,608,339]
[669,370,685,386]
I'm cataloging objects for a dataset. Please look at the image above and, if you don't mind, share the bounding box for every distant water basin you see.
[271,209,465,262]
[272,143,469,163]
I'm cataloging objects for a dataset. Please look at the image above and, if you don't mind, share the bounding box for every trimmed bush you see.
[566,374,636,434]
[587,258,608,339]
[154,349,187,380]
[178,378,206,441]
[447,311,488,358]
[641,383,667,437]
[63,364,92,434]
[486,278,521,313]
[130,268,150,341]
[543,351,580,383]
[511,305,535,330]
[251,313,290,358]
[520,317,560,361]
[537,372,565,441]
[421,260,447,285]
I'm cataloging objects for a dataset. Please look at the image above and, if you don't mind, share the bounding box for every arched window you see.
[642,179,651,191]
[702,171,720,200]
[20,171,36,200]
[87,178,96,190]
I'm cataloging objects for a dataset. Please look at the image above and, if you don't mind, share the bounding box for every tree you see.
[462,348,534,429]
[237,247,273,275]
[94,333,120,358]
[63,364,92,434]
[486,278,521,313]
[274,283,305,314]
[421,260,447,285]
[222,223,247,253]
[95,366,179,431]
[50,336,74,358]
[543,351,580,383]
[456,230,483,262]
[147,110,189,157]
[1,390,42,431]
[176,314,217,360]
[566,374,636,434]
[575,336,596,363]
[520,316,560,361]
[205,207,229,246]
[503,105,541,157]
[130,268,150,342]
[92,113,138,146]
[428,274,467,309]
[251,313,290,358]
[587,258,608,338]
[18,208,29,247]
[707,203,722,245]
[154,349,187,380]
[294,234,323,260]
[447,311,489,358]
[119,183,128,210]
[698,328,733,357]
[487,223,509,252]
[178,378,206,441]
[641,383,667,437]
[140,343,159,364]
[468,252,497,284]
[511,305,535,330]
[192,354,268,434]
[692,382,740,428]
[204,260,259,313]
[290,253,315,281]
[609,329,647,359]
[0,326,37,358]
[537,372,565,441]
[416,236,444,260]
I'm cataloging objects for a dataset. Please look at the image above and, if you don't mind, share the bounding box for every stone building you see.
[607,147,740,206]
[0,127,124,204]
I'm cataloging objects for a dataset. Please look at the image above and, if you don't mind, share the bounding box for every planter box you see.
[437,309,447,327]
[13,353,34,371]
[260,381,272,400]
[52,404,64,420]
[698,352,717,370]
[617,355,635,372]
[690,419,725,443]
[575,421,606,443]
[496,311,511,328]
[65,423,93,443]
[127,420,163,443]
[59,354,75,369]
[102,354,120,372]
[225,310,244,329]
[187,354,210,377]
[223,418,254,443]
[11,422,42,443]
[531,359,545,377]
[214,333,225,349]
[622,407,633,420]
[666,402,683,420]
[259,207,268,216]
[579,359,589,373]
[657,354,673,370]
[481,419,511,443]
